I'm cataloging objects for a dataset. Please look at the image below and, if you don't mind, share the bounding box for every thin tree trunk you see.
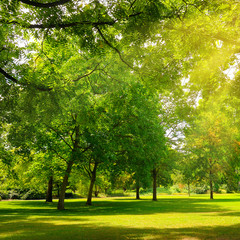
[209,170,213,200]
[57,160,74,210]
[187,180,190,197]
[57,124,80,210]
[136,179,140,200]
[152,168,157,201]
[86,163,98,206]
[46,175,53,202]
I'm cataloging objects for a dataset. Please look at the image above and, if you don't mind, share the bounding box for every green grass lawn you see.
[1,194,240,240]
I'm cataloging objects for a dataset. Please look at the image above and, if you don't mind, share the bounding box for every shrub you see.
[169,185,181,194]
[0,188,46,200]
[20,189,45,200]
[0,190,9,200]
[194,186,208,194]
[9,189,20,199]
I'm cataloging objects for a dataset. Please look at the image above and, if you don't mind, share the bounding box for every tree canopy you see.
[1,0,240,207]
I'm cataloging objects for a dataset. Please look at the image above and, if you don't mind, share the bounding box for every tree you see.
[1,0,218,96]
[0,1,179,89]
[4,0,240,207]
[83,81,167,204]
[185,100,237,199]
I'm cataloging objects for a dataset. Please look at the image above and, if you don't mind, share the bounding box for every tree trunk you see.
[152,168,157,201]
[94,185,99,197]
[46,176,53,202]
[86,163,98,206]
[187,180,191,197]
[57,160,74,210]
[136,179,140,200]
[57,124,80,210]
[209,170,213,200]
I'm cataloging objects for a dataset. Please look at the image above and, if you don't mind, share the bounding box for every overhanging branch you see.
[19,0,71,8]
[0,62,102,92]
[73,63,100,82]
[0,19,116,29]
[0,67,18,84]
[0,67,52,91]
[95,26,134,70]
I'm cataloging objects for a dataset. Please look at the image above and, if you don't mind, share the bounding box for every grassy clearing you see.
[0,194,240,239]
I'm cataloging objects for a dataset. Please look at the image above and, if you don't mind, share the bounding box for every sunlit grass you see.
[0,194,240,239]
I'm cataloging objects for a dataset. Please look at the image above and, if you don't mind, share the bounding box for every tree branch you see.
[83,164,92,178]
[98,67,123,84]
[0,19,116,29]
[81,144,92,153]
[181,0,207,15]
[1,9,144,29]
[49,127,73,150]
[0,67,18,84]
[95,26,135,70]
[19,0,71,8]
[0,67,52,91]
[51,148,67,162]
[0,62,101,92]
[128,12,143,17]
[31,20,116,29]
[129,0,137,10]
[73,63,100,82]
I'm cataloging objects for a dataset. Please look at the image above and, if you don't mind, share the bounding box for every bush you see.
[0,190,10,200]
[169,185,181,194]
[0,188,45,200]
[9,189,20,199]
[140,188,151,194]
[193,186,208,194]
[107,190,126,197]
[65,192,81,199]
[20,189,45,200]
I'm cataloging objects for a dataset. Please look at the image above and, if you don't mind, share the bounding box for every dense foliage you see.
[1,0,240,209]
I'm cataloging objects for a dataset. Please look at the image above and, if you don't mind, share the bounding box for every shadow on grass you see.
[1,197,240,217]
[0,217,240,240]
[1,198,240,239]
[215,211,240,217]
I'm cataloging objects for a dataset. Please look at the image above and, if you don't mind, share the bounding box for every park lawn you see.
[0,194,240,240]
